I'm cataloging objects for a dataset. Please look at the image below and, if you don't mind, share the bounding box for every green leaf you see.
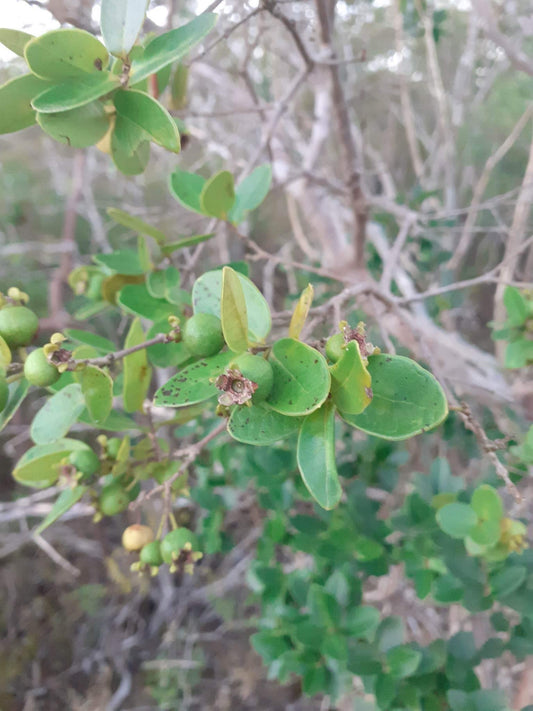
[123,318,152,412]
[32,72,120,113]
[100,0,149,57]
[137,235,152,272]
[130,13,218,84]
[289,284,313,340]
[25,29,109,81]
[386,645,422,679]
[221,266,248,352]
[503,286,529,327]
[505,338,533,369]
[64,330,114,353]
[37,101,110,147]
[436,502,478,538]
[340,354,448,440]
[114,89,180,152]
[0,334,11,368]
[0,28,34,57]
[80,366,113,423]
[490,565,527,598]
[471,485,503,521]
[35,485,87,534]
[78,409,138,432]
[229,164,272,224]
[375,673,397,709]
[468,518,501,547]
[94,249,144,276]
[330,340,372,415]
[107,207,167,244]
[376,616,405,653]
[200,170,235,218]
[170,62,188,109]
[192,269,271,342]
[118,283,174,321]
[169,169,206,214]
[345,605,380,638]
[146,266,180,300]
[0,74,52,134]
[146,321,190,368]
[154,350,234,407]
[297,400,342,510]
[30,383,86,445]
[160,233,215,255]
[267,338,330,416]
[13,439,90,488]
[111,134,150,175]
[0,379,29,432]
[228,403,302,445]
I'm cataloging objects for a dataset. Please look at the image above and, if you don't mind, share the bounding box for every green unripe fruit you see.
[0,377,8,412]
[0,305,39,348]
[160,528,199,564]
[183,313,224,358]
[325,333,345,363]
[233,353,274,403]
[24,348,60,387]
[69,448,100,477]
[139,541,164,566]
[98,482,130,516]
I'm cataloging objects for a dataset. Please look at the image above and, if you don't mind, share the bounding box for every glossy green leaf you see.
[168,169,206,214]
[160,233,215,255]
[37,101,110,147]
[330,340,372,415]
[386,645,422,679]
[78,409,138,432]
[146,320,190,368]
[111,134,150,175]
[146,267,180,298]
[123,318,152,412]
[200,170,235,218]
[13,439,89,488]
[118,283,174,321]
[340,354,448,440]
[471,485,503,521]
[130,13,217,84]
[0,29,34,57]
[30,383,86,445]
[32,72,120,113]
[154,350,234,407]
[345,605,380,638]
[25,29,109,80]
[101,0,149,57]
[221,266,248,353]
[505,338,533,369]
[112,111,146,155]
[436,502,478,538]
[80,366,113,423]
[228,403,302,445]
[114,89,180,152]
[107,207,166,244]
[94,249,144,275]
[490,565,527,598]
[35,485,87,534]
[192,269,271,342]
[229,163,272,224]
[0,379,29,432]
[297,401,342,510]
[0,74,52,134]
[503,286,529,327]
[64,330,114,353]
[267,338,330,416]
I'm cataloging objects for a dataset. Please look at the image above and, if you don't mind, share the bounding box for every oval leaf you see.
[0,74,52,134]
[221,266,248,353]
[107,207,166,244]
[340,354,448,440]
[101,0,149,57]
[267,338,330,416]
[111,134,150,175]
[228,403,302,445]
[229,163,272,224]
[37,101,110,147]
[35,485,87,534]
[30,383,86,445]
[471,485,503,521]
[192,269,271,342]
[25,29,109,81]
[0,379,29,432]
[200,170,235,218]
[118,283,174,321]
[436,502,478,539]
[114,89,180,152]
[123,318,152,412]
[289,284,314,340]
[330,340,372,415]
[297,401,342,510]
[154,350,234,408]
[130,13,217,84]
[32,72,120,113]
[80,365,113,423]
[13,439,90,488]
[169,169,206,214]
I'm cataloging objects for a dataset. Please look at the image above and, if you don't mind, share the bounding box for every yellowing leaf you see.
[0,334,12,367]
[221,266,248,353]
[123,318,152,412]
[289,284,314,340]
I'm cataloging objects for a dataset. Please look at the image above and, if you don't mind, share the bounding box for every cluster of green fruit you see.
[183,312,274,404]
[122,524,202,576]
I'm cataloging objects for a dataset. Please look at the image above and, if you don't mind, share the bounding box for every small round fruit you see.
[233,353,274,403]
[122,524,154,552]
[98,482,130,516]
[24,348,60,387]
[139,541,164,566]
[183,313,224,358]
[160,528,199,564]
[0,377,8,412]
[0,305,39,348]
[325,333,345,363]
[69,448,100,477]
